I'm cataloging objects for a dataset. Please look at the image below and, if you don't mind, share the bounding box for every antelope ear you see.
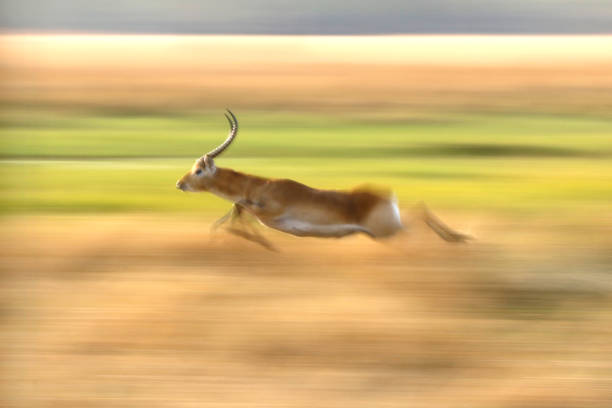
[203,154,216,173]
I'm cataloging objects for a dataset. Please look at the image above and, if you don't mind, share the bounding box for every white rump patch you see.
[390,195,402,226]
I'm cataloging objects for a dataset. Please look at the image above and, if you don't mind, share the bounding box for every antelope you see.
[176,110,470,249]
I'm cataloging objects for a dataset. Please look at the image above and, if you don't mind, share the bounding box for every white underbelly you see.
[280,208,347,225]
[268,216,371,238]
[265,199,404,239]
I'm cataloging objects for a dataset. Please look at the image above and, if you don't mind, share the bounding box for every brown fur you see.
[263,179,385,224]
[177,162,388,225]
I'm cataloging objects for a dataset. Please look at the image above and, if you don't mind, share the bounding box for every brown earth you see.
[2,215,612,407]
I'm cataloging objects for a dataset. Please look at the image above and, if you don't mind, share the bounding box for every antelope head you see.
[176,109,238,192]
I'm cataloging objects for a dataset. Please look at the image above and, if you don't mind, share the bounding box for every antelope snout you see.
[176,180,187,191]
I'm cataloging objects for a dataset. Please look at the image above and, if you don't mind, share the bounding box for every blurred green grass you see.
[1,109,611,214]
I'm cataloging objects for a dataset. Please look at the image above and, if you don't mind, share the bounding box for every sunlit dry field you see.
[2,35,612,407]
[2,35,612,114]
[2,215,612,407]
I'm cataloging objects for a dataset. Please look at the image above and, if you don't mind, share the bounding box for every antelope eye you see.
[195,168,203,175]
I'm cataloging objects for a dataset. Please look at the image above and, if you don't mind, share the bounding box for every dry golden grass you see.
[2,35,612,113]
[2,215,612,407]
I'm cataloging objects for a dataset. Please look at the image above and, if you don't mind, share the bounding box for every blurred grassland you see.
[1,109,611,215]
[1,35,611,216]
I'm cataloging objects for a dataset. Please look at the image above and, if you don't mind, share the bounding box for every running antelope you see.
[176,110,470,249]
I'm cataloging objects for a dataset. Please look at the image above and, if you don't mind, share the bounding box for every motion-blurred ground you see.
[1,35,612,407]
[2,216,612,407]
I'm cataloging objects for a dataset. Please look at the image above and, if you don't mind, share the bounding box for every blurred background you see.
[1,2,612,407]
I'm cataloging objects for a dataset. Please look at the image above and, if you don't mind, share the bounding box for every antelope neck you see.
[207,167,267,203]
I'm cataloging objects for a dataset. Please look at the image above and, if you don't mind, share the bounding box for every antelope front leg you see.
[235,198,271,216]
[212,200,265,230]
[223,200,278,251]
[211,203,243,232]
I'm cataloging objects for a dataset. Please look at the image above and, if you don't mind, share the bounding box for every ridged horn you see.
[205,109,238,158]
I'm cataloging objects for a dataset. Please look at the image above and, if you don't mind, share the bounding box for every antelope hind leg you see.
[414,202,472,243]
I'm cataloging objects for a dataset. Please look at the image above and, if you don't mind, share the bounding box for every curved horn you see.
[205,109,238,158]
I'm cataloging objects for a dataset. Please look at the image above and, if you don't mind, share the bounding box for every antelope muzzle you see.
[176,180,188,191]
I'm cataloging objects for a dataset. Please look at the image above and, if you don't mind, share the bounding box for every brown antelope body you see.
[176,110,469,247]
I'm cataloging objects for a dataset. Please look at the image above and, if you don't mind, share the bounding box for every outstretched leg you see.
[210,205,239,232]
[413,202,472,243]
[211,203,277,251]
